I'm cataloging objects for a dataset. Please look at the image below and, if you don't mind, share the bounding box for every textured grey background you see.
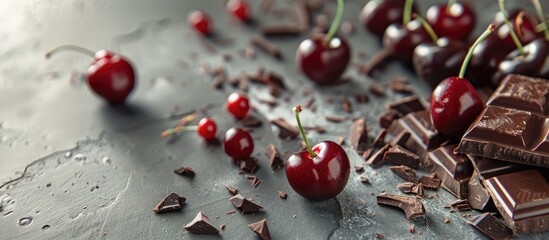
[1,0,548,239]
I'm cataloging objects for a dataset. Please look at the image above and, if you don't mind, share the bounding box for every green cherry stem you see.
[324,0,344,43]
[45,45,95,59]
[498,0,525,55]
[403,0,414,25]
[413,13,439,43]
[447,0,457,7]
[459,24,495,79]
[293,105,316,158]
[532,0,549,41]
[161,126,199,138]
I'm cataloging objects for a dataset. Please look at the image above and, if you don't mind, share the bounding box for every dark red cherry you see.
[227,0,250,22]
[296,34,351,84]
[425,2,476,41]
[465,36,515,86]
[430,77,483,136]
[382,19,432,64]
[359,0,418,38]
[188,10,212,35]
[494,10,541,48]
[413,38,467,87]
[494,38,549,84]
[223,128,254,160]
[226,92,250,119]
[197,118,217,141]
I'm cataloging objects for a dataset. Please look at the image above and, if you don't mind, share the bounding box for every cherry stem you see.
[45,45,95,59]
[447,0,457,7]
[498,0,525,55]
[413,14,439,43]
[403,0,414,25]
[459,24,495,79]
[161,126,199,138]
[293,105,316,158]
[531,0,549,41]
[324,0,344,43]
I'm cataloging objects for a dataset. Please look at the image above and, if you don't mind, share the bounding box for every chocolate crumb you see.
[369,84,385,96]
[372,129,387,148]
[251,37,282,59]
[359,175,370,184]
[220,224,226,230]
[444,218,451,223]
[341,97,352,113]
[375,233,385,239]
[354,165,365,173]
[398,182,416,194]
[242,115,263,128]
[325,115,347,123]
[409,224,415,233]
[390,165,417,183]
[355,93,370,103]
[271,118,300,139]
[278,191,287,199]
[225,184,239,196]
[240,157,259,173]
[226,210,237,214]
[174,167,195,178]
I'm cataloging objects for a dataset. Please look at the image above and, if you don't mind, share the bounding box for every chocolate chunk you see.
[325,115,347,123]
[220,224,226,230]
[242,115,263,128]
[359,175,370,184]
[467,171,495,211]
[408,224,415,233]
[226,210,237,214]
[419,174,441,190]
[383,145,420,169]
[369,84,385,96]
[265,144,284,171]
[375,233,385,239]
[389,131,411,147]
[376,193,426,219]
[372,129,387,148]
[249,219,272,240]
[278,191,287,199]
[412,183,424,196]
[355,93,370,103]
[153,192,186,213]
[261,24,302,36]
[240,157,259,173]
[386,95,426,116]
[230,194,263,214]
[225,184,239,196]
[173,167,195,178]
[428,145,473,199]
[449,199,471,211]
[251,37,282,59]
[341,97,352,113]
[469,213,513,240]
[362,148,375,161]
[349,118,368,153]
[389,165,417,183]
[455,75,549,168]
[366,144,390,167]
[398,182,416,194]
[354,165,364,173]
[379,110,400,129]
[184,212,220,235]
[443,217,451,223]
[485,169,549,233]
[271,118,299,139]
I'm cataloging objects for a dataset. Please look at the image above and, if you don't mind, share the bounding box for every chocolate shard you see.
[366,144,390,167]
[369,83,385,96]
[230,194,263,214]
[469,213,513,240]
[390,165,417,183]
[398,182,416,194]
[242,115,263,128]
[271,118,299,139]
[359,175,370,184]
[325,115,347,123]
[341,97,352,113]
[354,165,364,173]
[349,118,369,153]
[184,212,220,235]
[173,167,195,178]
[412,183,424,196]
[467,171,495,211]
[376,193,426,219]
[449,199,470,211]
[248,219,272,240]
[225,184,239,196]
[383,145,420,169]
[386,95,426,116]
[379,109,400,129]
[278,190,287,199]
[240,157,259,173]
[419,174,441,190]
[251,37,282,59]
[428,144,473,199]
[389,131,411,147]
[372,129,387,149]
[153,192,186,213]
[485,169,549,233]
[265,144,284,171]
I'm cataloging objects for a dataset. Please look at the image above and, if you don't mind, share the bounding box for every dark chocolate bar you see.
[456,74,549,168]
[428,145,473,199]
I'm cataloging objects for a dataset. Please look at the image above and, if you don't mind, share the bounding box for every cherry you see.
[359,0,418,38]
[413,37,467,87]
[188,10,212,35]
[285,105,350,200]
[296,0,350,84]
[227,0,250,22]
[223,128,254,160]
[160,117,218,141]
[430,25,494,137]
[46,46,135,104]
[382,19,432,64]
[425,2,476,41]
[226,92,250,119]
[494,10,541,48]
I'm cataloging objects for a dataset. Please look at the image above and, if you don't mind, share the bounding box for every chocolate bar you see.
[456,74,549,168]
[428,144,473,199]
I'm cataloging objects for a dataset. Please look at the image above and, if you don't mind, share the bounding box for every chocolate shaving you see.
[271,118,299,139]
[372,129,387,148]
[409,224,415,233]
[359,175,370,184]
[379,109,400,129]
[251,37,282,59]
[220,224,226,230]
[412,183,424,196]
[366,144,390,167]
[265,144,284,171]
[249,219,272,240]
[225,184,239,196]
[226,210,237,214]
[174,167,195,178]
[278,191,287,199]
[184,212,220,235]
[153,192,186,213]
[389,165,417,183]
[376,193,426,219]
[383,145,420,169]
[444,217,451,223]
[362,148,375,161]
[349,118,368,152]
[325,115,347,123]
[359,48,392,76]
[230,194,263,214]
[375,233,385,239]
[389,131,411,147]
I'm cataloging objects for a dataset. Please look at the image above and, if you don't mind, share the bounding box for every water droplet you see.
[17,216,33,226]
[102,157,111,164]
[64,152,72,158]
[42,225,50,230]
[73,154,86,161]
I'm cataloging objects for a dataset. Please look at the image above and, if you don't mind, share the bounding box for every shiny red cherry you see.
[188,10,212,35]
[227,0,250,22]
[226,92,250,119]
[296,34,351,84]
[223,128,254,160]
[494,10,541,48]
[425,2,476,41]
[359,0,418,38]
[197,118,217,141]
[382,19,432,64]
[494,38,549,84]
[412,37,467,87]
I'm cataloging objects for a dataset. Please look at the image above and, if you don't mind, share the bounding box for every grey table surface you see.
[1,0,548,239]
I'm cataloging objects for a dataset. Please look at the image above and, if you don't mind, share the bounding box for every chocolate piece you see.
[349,118,368,153]
[220,224,225,230]
[325,115,347,123]
[408,224,415,233]
[271,118,299,139]
[359,175,370,184]
[261,24,302,36]
[184,212,220,235]
[278,191,287,199]
[230,194,263,214]
[443,217,451,223]
[485,169,549,233]
[455,75,549,168]
[265,144,284,171]
[383,145,420,169]
[375,233,385,239]
[354,165,364,173]
[372,129,387,148]
[249,219,272,240]
[366,144,390,167]
[386,95,426,117]
[242,115,263,127]
[379,109,400,129]
[469,155,529,180]
[467,171,495,211]
[449,199,470,211]
[173,167,195,177]
[428,145,473,199]
[225,184,239,196]
[355,93,369,103]
[398,182,416,194]
[412,183,424,196]
[153,192,186,213]
[419,174,441,190]
[251,37,282,59]
[240,157,259,173]
[369,84,385,96]
[362,148,375,161]
[341,97,352,113]
[376,193,426,219]
[469,213,513,240]
[389,165,417,183]
[389,131,411,147]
